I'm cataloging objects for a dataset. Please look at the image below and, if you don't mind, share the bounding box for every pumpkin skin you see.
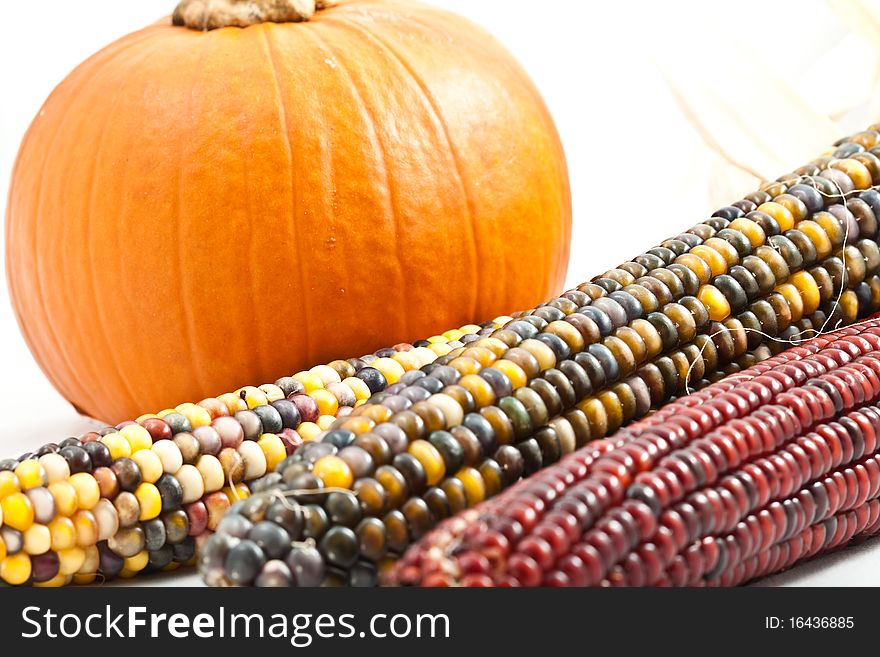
[5,0,571,423]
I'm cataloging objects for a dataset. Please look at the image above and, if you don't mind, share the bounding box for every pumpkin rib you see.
[103,28,219,419]
[235,27,277,381]
[260,25,314,365]
[345,5,532,314]
[319,13,482,324]
[9,30,166,420]
[386,7,513,315]
[23,28,169,417]
[301,23,414,341]
[384,6,571,310]
[345,2,512,312]
[7,29,159,413]
[172,30,244,404]
[82,32,183,418]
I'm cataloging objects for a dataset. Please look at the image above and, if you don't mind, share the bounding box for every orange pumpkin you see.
[5,0,571,423]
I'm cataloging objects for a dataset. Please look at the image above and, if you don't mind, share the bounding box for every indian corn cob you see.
[4,126,880,587]
[386,317,880,586]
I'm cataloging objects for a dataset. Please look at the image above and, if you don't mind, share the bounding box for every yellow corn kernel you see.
[428,342,453,357]
[691,245,728,277]
[493,359,527,389]
[426,335,448,344]
[48,481,78,517]
[310,388,339,417]
[235,387,269,410]
[317,415,337,430]
[458,373,496,408]
[48,517,77,551]
[342,377,371,402]
[840,289,859,324]
[0,553,32,585]
[14,461,47,490]
[797,219,834,259]
[789,271,821,315]
[675,252,713,284]
[704,237,740,267]
[124,551,149,573]
[69,473,99,510]
[309,365,342,386]
[120,423,154,452]
[72,510,98,547]
[391,350,421,371]
[174,402,212,428]
[2,492,34,531]
[57,547,86,575]
[131,449,163,483]
[474,337,509,358]
[223,483,250,504]
[298,422,322,442]
[0,471,21,499]
[372,357,405,384]
[313,455,354,489]
[729,217,766,248]
[461,346,496,368]
[757,201,795,231]
[546,320,585,353]
[698,284,731,322]
[456,467,486,507]
[774,194,808,223]
[135,483,162,521]
[100,432,132,460]
[293,371,324,393]
[851,131,880,149]
[831,158,872,189]
[520,338,557,371]
[579,398,608,441]
[257,433,286,473]
[776,283,804,322]
[408,440,445,486]
[23,524,51,555]
[429,393,464,428]
[442,329,464,341]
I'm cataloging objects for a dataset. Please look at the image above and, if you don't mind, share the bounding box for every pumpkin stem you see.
[173,0,334,30]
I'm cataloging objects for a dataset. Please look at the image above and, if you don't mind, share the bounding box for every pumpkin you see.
[5,0,571,424]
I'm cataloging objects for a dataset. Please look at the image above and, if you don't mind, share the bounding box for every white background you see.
[2,0,880,585]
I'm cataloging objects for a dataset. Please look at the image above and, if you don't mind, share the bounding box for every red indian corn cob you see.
[385,316,880,586]
[3,127,880,587]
